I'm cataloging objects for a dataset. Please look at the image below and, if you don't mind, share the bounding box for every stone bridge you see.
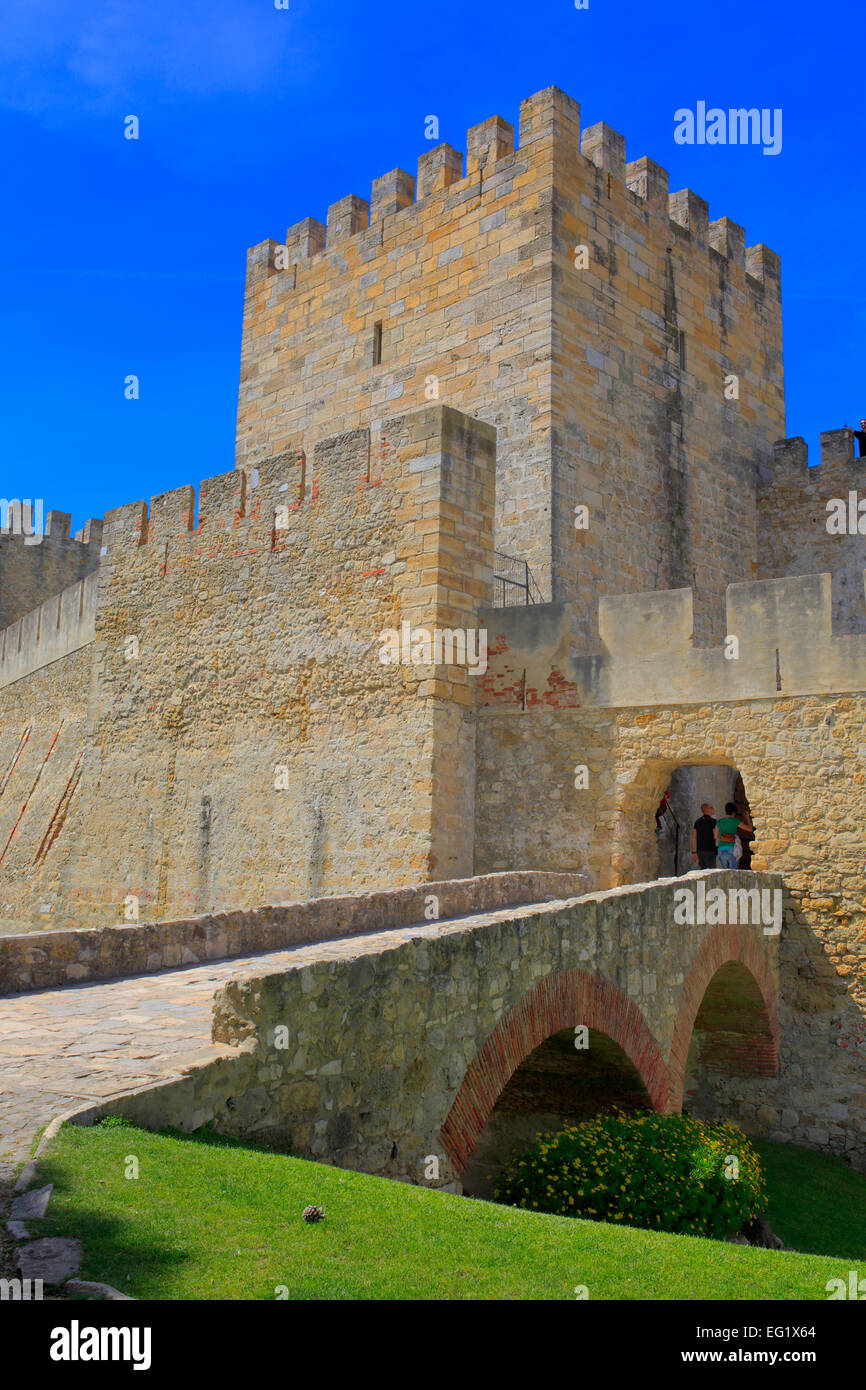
[37,870,783,1189]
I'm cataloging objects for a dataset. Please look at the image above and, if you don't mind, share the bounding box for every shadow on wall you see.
[460,1026,652,1199]
[683,960,778,1119]
[683,911,866,1166]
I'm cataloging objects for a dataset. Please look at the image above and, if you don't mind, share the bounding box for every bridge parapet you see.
[202,871,783,1183]
[0,871,584,995]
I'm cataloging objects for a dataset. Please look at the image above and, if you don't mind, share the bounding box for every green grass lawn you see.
[752,1138,866,1263]
[33,1122,866,1301]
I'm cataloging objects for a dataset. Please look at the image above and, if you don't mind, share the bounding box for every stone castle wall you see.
[474,586,866,1167]
[543,90,784,648]
[0,515,103,631]
[0,81,863,1183]
[759,428,866,633]
[237,101,555,595]
[475,577,866,984]
[0,871,584,992]
[236,86,784,636]
[0,404,494,932]
[0,571,98,690]
[0,645,92,932]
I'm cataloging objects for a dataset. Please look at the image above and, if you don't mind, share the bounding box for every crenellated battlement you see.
[0,509,104,633]
[0,508,103,546]
[0,405,496,929]
[3,88,865,1182]
[237,86,785,628]
[479,570,866,711]
[576,117,777,292]
[757,427,866,637]
[0,405,496,691]
[245,86,778,296]
[99,431,375,556]
[766,428,865,486]
[0,570,99,690]
[0,437,361,688]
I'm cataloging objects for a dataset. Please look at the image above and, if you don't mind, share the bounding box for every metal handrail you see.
[492,550,545,607]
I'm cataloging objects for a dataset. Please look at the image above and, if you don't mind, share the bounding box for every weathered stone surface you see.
[66,1279,135,1301]
[0,82,862,1189]
[761,432,866,634]
[10,1184,53,1220]
[16,1238,81,1284]
[0,405,498,929]
[0,872,582,992]
[93,874,792,1183]
[0,526,102,631]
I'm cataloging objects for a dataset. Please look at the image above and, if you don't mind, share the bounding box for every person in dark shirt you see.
[691,803,718,870]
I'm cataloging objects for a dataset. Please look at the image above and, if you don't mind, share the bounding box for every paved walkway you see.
[0,956,250,1179]
[0,901,550,1179]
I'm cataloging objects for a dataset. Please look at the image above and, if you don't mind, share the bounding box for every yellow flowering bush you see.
[494,1112,766,1239]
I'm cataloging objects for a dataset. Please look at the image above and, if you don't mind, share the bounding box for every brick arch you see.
[667,924,779,1111]
[439,968,670,1175]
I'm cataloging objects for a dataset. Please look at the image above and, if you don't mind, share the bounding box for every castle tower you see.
[237,86,784,648]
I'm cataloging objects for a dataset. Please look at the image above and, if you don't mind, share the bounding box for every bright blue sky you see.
[1,0,863,533]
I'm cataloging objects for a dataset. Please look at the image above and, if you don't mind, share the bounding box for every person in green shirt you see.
[717,802,753,868]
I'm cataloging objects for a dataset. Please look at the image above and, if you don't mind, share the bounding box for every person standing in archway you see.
[654,787,672,833]
[691,803,718,870]
[717,802,753,868]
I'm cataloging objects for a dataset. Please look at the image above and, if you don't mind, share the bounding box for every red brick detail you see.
[439,969,670,1175]
[667,925,779,1110]
[476,648,581,708]
[695,1034,777,1078]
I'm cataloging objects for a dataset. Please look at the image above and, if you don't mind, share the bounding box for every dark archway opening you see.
[683,962,777,1123]
[460,1026,652,1198]
[655,765,755,877]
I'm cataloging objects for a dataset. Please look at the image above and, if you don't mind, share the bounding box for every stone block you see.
[581,122,626,182]
[417,144,462,199]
